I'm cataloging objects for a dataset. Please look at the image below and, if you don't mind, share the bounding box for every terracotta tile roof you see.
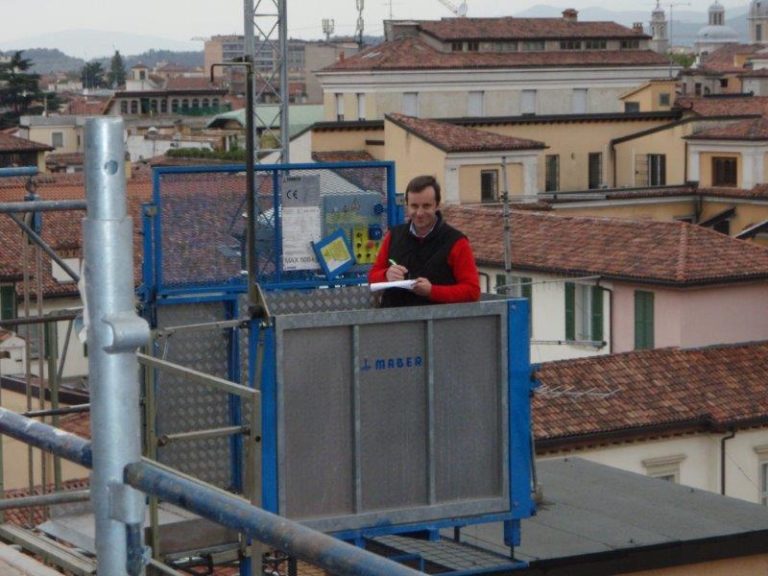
[322,37,670,72]
[684,116,768,140]
[165,77,225,91]
[533,341,768,448]
[46,152,85,169]
[441,205,768,285]
[387,113,546,153]
[65,96,111,116]
[311,150,386,192]
[58,411,90,439]
[675,95,768,117]
[3,478,90,527]
[417,16,648,41]
[696,43,763,74]
[0,133,52,153]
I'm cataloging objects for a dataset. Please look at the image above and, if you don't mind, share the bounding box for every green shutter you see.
[0,285,15,321]
[634,291,655,350]
[591,287,604,343]
[565,282,575,341]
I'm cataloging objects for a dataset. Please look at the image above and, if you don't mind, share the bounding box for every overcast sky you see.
[0,0,753,45]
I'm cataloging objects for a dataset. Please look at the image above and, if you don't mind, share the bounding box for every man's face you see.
[406,186,439,236]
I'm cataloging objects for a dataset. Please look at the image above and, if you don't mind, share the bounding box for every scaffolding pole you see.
[83,117,149,576]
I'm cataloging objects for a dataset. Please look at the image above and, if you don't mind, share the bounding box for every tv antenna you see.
[322,18,335,41]
[437,0,468,17]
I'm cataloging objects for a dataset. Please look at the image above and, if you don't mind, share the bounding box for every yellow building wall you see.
[614,123,691,187]
[29,125,79,154]
[311,127,385,160]
[478,119,670,191]
[699,152,742,188]
[384,122,446,195]
[622,81,676,112]
[554,200,696,222]
[458,164,524,204]
[1,389,88,490]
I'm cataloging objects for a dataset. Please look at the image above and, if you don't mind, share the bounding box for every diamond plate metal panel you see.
[264,286,375,316]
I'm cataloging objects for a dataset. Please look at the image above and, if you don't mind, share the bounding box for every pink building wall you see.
[612,281,768,353]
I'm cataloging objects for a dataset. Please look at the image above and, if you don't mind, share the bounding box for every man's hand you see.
[386,263,408,281]
[412,277,432,297]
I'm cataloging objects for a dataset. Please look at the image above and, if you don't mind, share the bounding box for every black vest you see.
[381,215,464,307]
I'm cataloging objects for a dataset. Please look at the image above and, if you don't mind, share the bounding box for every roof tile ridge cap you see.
[676,222,689,282]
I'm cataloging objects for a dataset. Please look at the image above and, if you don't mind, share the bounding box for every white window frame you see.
[403,92,418,116]
[356,93,366,120]
[51,131,64,148]
[642,454,686,483]
[468,91,484,117]
[335,93,344,121]
[521,90,536,115]
[753,445,768,505]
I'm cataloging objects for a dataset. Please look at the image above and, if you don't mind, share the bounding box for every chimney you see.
[562,9,578,23]
[633,22,644,33]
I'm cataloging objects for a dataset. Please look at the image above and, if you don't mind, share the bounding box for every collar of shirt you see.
[409,211,442,239]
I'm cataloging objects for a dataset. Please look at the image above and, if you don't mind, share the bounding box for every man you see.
[368,175,480,307]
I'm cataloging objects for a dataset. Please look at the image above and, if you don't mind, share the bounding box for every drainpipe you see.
[721,429,736,495]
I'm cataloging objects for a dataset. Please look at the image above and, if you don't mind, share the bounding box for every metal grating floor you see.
[372,534,523,575]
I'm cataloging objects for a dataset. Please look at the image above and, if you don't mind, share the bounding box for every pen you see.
[389,259,397,266]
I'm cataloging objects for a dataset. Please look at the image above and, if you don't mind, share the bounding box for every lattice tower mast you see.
[244,0,289,163]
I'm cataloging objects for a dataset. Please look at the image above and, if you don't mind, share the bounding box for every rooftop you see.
[533,341,768,448]
[386,113,546,153]
[441,205,768,286]
[0,133,53,153]
[685,116,768,140]
[321,37,670,73]
[676,95,768,117]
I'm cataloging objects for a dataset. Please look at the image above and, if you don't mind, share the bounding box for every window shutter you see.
[591,287,603,343]
[634,291,655,349]
[522,278,532,301]
[565,282,575,341]
[0,286,15,321]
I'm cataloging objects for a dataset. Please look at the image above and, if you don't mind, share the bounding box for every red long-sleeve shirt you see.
[368,231,481,304]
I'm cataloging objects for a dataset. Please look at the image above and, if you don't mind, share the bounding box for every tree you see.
[80,60,105,90]
[667,52,696,69]
[107,50,127,88]
[0,51,42,118]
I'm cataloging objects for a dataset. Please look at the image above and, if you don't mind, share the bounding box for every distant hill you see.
[0,29,199,60]
[0,48,203,75]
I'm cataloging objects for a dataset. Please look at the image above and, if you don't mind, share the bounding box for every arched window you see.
[202,98,210,108]
[181,99,190,110]
[130,100,138,114]
[171,99,179,112]
[160,99,168,113]
[120,101,128,114]
[191,98,200,109]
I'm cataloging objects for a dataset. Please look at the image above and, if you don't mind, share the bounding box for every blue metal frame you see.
[145,161,398,299]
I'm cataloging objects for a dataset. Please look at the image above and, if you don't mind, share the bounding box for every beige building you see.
[317,11,676,121]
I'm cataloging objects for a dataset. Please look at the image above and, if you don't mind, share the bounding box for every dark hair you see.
[405,175,441,204]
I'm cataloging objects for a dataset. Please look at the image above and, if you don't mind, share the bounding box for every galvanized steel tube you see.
[84,117,148,575]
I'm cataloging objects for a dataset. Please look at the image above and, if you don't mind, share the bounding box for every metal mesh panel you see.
[154,302,244,489]
[153,164,391,292]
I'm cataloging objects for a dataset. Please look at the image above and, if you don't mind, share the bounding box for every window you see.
[130,100,138,114]
[468,91,484,117]
[572,88,588,114]
[755,445,768,504]
[643,454,685,483]
[648,154,666,186]
[403,92,418,116]
[719,78,728,89]
[335,93,345,121]
[356,93,366,120]
[191,98,200,109]
[202,98,210,108]
[466,41,479,51]
[560,40,582,50]
[171,99,179,112]
[521,89,536,115]
[585,39,607,49]
[481,170,498,202]
[0,285,16,320]
[757,24,763,42]
[120,101,128,114]
[51,132,64,148]
[150,99,158,114]
[181,99,189,111]
[621,39,640,49]
[545,154,559,192]
[659,92,671,106]
[565,283,604,344]
[451,41,463,51]
[694,82,702,96]
[588,152,603,189]
[712,157,738,187]
[634,290,654,350]
[624,101,640,113]
[160,99,168,113]
[522,40,545,51]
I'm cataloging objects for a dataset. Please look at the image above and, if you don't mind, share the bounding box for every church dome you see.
[697,24,739,42]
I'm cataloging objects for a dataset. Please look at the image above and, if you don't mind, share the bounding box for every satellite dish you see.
[457,1,468,16]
